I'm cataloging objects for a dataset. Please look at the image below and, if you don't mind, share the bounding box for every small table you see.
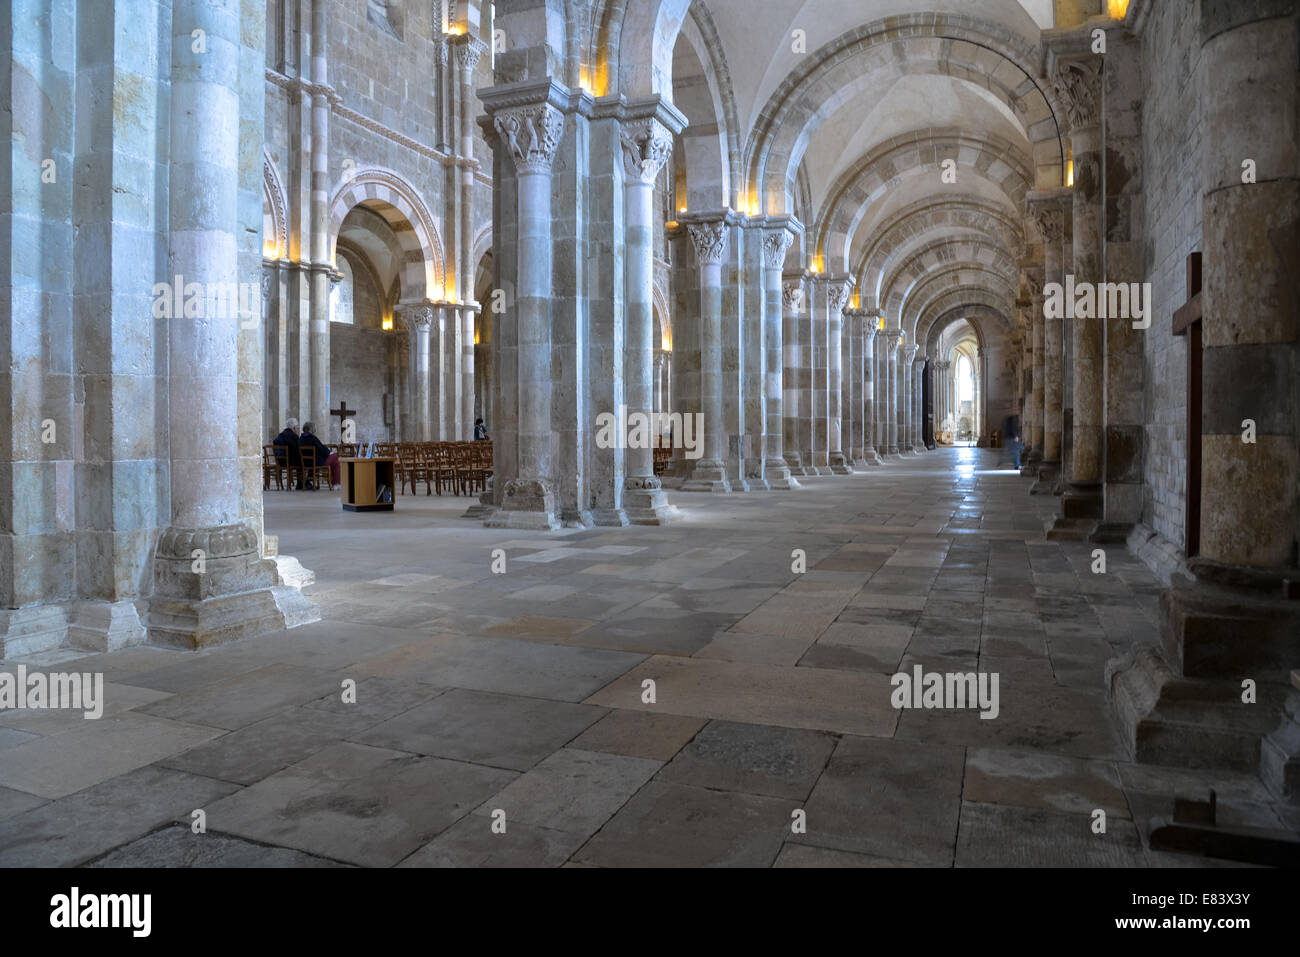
[340,458,396,512]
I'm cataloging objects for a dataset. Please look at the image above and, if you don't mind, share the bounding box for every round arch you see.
[744,13,1066,213]
[328,168,445,302]
[814,128,1033,272]
[262,149,288,259]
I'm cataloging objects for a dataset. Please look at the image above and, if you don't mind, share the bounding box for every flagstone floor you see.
[2,447,1293,867]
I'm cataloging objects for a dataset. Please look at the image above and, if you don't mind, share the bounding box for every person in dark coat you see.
[474,418,489,441]
[273,419,302,487]
[299,422,338,489]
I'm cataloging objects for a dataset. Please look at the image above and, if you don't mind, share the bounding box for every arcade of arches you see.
[3,0,1299,866]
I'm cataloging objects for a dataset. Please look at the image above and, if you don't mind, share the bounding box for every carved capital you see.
[781,279,805,312]
[1028,198,1065,244]
[397,303,435,330]
[687,221,729,266]
[454,36,487,74]
[1022,271,1043,301]
[620,117,673,184]
[494,103,565,174]
[827,281,852,314]
[761,230,794,271]
[1052,58,1103,132]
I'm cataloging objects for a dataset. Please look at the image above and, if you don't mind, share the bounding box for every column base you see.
[828,452,853,474]
[1045,482,1103,540]
[1108,569,1300,798]
[623,478,678,525]
[729,477,753,492]
[863,448,884,466]
[783,451,806,476]
[1029,461,1059,495]
[1261,675,1300,804]
[484,479,561,530]
[680,458,732,493]
[462,482,497,520]
[765,460,801,490]
[68,600,148,653]
[1089,521,1135,545]
[150,522,319,649]
[0,605,71,659]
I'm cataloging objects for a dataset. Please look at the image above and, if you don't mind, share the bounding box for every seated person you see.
[298,422,339,489]
[273,419,302,487]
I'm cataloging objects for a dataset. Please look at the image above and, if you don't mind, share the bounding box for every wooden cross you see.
[1172,252,1202,557]
[331,402,356,425]
[331,402,357,442]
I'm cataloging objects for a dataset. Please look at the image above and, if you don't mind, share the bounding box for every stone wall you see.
[328,325,398,446]
[1139,0,1203,550]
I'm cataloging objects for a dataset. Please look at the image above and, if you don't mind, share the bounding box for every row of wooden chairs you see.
[263,441,493,498]
[263,445,334,491]
[396,442,492,497]
[653,447,673,476]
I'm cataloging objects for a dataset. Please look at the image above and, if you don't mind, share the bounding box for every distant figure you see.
[1009,432,1023,470]
[273,418,302,488]
[474,417,489,441]
[299,422,339,489]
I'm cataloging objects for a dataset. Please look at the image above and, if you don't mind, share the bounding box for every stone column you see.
[844,309,864,465]
[762,226,799,489]
[933,360,947,441]
[1112,6,1300,794]
[653,351,666,418]
[1028,193,1067,488]
[806,278,831,473]
[485,98,565,529]
[1198,10,1299,571]
[895,344,911,455]
[1026,271,1045,465]
[827,279,853,473]
[399,303,434,440]
[438,303,458,438]
[151,0,293,647]
[681,219,731,492]
[621,115,676,522]
[307,0,331,432]
[455,38,485,441]
[884,331,902,455]
[739,220,765,490]
[862,321,883,464]
[1054,50,1105,522]
[782,274,809,475]
[911,352,926,453]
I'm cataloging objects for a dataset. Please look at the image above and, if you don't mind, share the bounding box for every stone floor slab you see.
[201,741,516,867]
[572,782,791,868]
[584,655,899,736]
[354,688,605,771]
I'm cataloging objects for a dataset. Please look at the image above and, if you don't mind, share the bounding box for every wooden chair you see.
[273,444,301,491]
[400,447,429,496]
[427,443,455,495]
[263,445,285,490]
[300,446,334,491]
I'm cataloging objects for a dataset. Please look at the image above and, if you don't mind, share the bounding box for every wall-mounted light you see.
[877,315,885,331]
[1107,0,1129,19]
